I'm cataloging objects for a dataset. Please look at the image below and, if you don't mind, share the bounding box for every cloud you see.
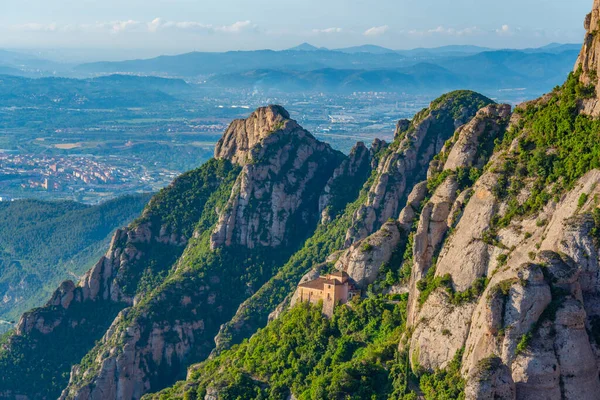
[148,18,211,32]
[407,26,482,37]
[8,19,256,35]
[217,20,254,33]
[312,27,343,34]
[109,20,142,33]
[496,24,512,35]
[364,25,389,37]
[147,19,256,34]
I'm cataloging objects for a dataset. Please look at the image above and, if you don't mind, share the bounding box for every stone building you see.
[297,271,359,317]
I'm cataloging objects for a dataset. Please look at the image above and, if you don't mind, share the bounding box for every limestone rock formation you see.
[211,105,343,249]
[56,106,348,400]
[575,0,600,116]
[398,181,428,230]
[408,141,600,398]
[442,103,512,171]
[214,105,291,165]
[465,356,515,400]
[15,223,178,337]
[404,103,511,325]
[344,92,493,246]
[59,298,207,400]
[334,221,402,289]
[318,142,371,223]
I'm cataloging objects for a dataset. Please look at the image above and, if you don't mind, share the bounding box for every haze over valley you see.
[0,43,582,203]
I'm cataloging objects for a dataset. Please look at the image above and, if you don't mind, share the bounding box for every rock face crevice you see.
[318,142,372,224]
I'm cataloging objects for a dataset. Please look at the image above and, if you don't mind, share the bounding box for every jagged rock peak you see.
[575,0,600,115]
[318,141,371,223]
[210,106,343,249]
[344,90,493,246]
[439,103,511,173]
[214,105,298,165]
[394,119,411,140]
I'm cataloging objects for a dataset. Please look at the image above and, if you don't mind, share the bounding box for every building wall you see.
[323,283,349,317]
[299,277,351,318]
[300,288,324,305]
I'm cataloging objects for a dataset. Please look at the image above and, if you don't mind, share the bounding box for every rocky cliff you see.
[4,4,600,399]
[402,10,600,395]
[145,13,600,394]
[0,159,241,399]
[576,0,600,116]
[211,105,344,249]
[56,107,346,400]
[344,91,493,246]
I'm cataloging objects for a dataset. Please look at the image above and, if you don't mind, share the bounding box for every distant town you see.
[0,87,535,204]
[0,152,178,203]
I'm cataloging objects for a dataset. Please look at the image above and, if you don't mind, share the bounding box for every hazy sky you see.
[0,0,592,58]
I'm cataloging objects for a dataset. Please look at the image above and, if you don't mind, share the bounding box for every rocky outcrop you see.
[398,181,428,230]
[15,225,148,337]
[432,173,498,291]
[405,103,510,325]
[60,302,207,400]
[211,106,343,249]
[409,290,476,371]
[406,164,600,398]
[59,106,348,400]
[406,176,462,324]
[214,105,291,165]
[344,92,493,246]
[575,0,600,116]
[442,104,511,171]
[0,158,242,400]
[334,221,402,289]
[15,209,194,335]
[465,356,515,400]
[318,142,371,223]
[402,98,596,399]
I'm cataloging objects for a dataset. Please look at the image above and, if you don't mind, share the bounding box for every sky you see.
[0,0,593,60]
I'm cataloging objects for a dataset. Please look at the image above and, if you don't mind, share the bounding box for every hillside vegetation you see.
[0,194,151,321]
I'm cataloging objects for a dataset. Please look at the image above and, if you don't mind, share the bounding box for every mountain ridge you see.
[1,3,600,400]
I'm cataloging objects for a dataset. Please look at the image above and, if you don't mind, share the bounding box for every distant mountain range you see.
[0,74,190,108]
[204,49,579,93]
[288,42,581,56]
[0,49,72,76]
[0,43,582,95]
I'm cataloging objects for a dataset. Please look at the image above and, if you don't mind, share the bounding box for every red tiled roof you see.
[298,276,344,290]
[298,277,327,290]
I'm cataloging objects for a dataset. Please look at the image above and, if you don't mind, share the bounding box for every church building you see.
[297,271,359,317]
